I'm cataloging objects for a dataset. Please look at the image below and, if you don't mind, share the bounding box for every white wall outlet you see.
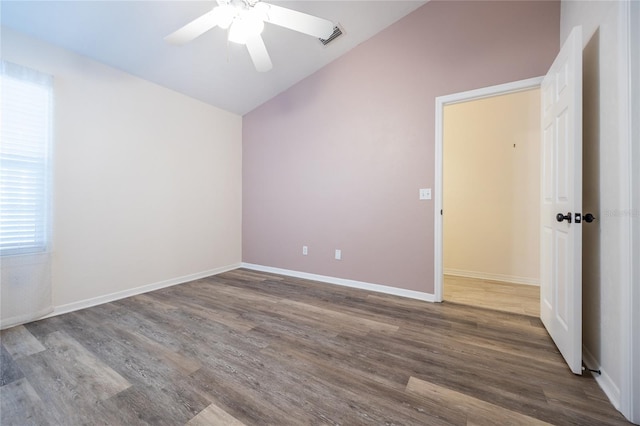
[335,249,342,260]
[419,188,432,200]
[302,246,308,255]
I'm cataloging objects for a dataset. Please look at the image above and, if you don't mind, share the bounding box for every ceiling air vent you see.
[319,25,344,46]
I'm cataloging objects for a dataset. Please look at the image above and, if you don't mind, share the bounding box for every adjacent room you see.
[1,0,638,424]
[442,88,541,316]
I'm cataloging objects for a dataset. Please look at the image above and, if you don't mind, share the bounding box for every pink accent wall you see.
[243,0,560,294]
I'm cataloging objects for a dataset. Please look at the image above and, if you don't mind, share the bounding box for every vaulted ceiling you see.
[1,1,427,114]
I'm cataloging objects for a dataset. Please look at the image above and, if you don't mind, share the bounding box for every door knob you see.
[584,213,596,223]
[556,212,572,223]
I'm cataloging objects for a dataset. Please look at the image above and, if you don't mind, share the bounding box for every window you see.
[0,61,53,256]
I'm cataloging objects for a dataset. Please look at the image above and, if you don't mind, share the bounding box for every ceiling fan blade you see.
[245,35,273,72]
[165,9,220,45]
[256,2,334,39]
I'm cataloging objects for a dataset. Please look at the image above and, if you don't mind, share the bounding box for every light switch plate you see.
[419,188,431,200]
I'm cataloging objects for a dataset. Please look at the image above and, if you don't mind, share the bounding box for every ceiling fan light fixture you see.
[228,12,264,45]
[215,5,236,29]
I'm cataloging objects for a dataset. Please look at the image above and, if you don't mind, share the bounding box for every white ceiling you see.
[1,1,426,115]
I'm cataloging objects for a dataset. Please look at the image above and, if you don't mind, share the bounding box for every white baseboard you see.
[583,345,621,410]
[444,268,539,286]
[241,263,436,302]
[45,263,242,318]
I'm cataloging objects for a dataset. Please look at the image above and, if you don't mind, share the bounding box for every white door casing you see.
[539,26,583,375]
[433,77,543,303]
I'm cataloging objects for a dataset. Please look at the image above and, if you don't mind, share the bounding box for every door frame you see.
[621,0,638,421]
[433,76,544,302]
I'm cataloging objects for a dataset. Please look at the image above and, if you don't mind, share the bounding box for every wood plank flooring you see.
[0,269,629,425]
[444,275,540,317]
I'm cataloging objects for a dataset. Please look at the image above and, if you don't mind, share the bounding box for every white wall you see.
[560,1,636,422]
[1,28,242,311]
[443,89,540,285]
[631,1,640,421]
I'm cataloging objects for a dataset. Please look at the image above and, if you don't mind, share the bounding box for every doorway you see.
[434,77,543,316]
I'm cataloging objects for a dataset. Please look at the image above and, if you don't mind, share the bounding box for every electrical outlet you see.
[302,246,308,255]
[419,188,431,200]
[335,249,342,260]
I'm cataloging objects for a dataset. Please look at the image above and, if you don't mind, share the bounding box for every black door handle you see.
[556,212,572,223]
[584,213,596,223]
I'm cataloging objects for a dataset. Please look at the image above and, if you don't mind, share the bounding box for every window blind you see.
[0,61,53,256]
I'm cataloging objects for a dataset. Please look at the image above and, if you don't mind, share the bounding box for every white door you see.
[540,26,583,375]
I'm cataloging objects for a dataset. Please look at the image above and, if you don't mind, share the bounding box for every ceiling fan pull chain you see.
[226,28,231,64]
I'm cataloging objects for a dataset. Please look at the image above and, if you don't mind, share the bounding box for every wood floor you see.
[444,275,540,317]
[0,269,629,425]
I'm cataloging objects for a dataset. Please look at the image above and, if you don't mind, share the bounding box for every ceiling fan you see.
[165,0,335,72]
